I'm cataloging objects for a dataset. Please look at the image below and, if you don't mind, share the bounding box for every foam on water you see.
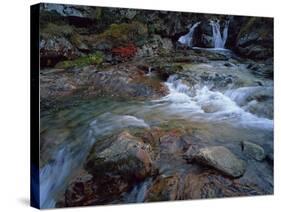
[160,75,273,129]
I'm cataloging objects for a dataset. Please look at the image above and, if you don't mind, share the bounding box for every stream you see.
[39,56,273,208]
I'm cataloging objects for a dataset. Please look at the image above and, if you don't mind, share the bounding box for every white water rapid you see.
[155,75,273,129]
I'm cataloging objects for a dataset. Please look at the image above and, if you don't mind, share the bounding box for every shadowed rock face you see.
[235,17,273,60]
[193,146,246,178]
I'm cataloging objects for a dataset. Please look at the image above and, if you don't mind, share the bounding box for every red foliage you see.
[112,43,137,58]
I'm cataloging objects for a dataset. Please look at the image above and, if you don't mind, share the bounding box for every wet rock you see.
[62,171,131,207]
[63,173,95,207]
[86,66,168,99]
[183,145,201,162]
[85,131,156,181]
[159,133,187,154]
[241,141,265,161]
[145,175,181,201]
[194,146,246,178]
[40,63,168,111]
[248,62,273,79]
[60,131,157,206]
[182,170,264,199]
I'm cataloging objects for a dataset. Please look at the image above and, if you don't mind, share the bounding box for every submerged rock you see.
[146,175,181,202]
[182,170,264,199]
[241,141,265,161]
[194,146,246,178]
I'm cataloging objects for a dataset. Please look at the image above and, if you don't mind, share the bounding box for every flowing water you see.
[39,61,273,207]
[210,20,229,49]
[178,22,201,47]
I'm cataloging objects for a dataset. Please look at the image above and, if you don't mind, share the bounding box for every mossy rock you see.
[96,21,148,46]
[55,52,104,69]
[40,23,74,39]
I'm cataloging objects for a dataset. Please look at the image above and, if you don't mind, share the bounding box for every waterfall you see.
[210,20,229,49]
[178,22,201,47]
[146,67,152,76]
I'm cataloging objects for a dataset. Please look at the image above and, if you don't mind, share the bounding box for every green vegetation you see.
[69,32,83,47]
[55,52,104,69]
[97,21,148,45]
[41,23,74,38]
[95,7,102,20]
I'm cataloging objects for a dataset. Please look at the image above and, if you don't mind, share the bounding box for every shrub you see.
[97,21,148,46]
[41,23,74,38]
[55,52,104,69]
[112,43,137,58]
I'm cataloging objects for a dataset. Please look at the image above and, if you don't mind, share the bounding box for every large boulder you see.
[60,131,157,207]
[40,37,82,67]
[193,146,246,178]
[85,131,156,180]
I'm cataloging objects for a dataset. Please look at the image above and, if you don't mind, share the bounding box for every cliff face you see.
[39,3,273,68]
[235,17,273,59]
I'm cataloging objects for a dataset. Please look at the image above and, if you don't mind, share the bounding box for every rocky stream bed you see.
[38,3,273,208]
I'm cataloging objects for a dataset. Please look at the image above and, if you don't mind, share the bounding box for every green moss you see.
[97,21,148,45]
[55,52,104,69]
[69,32,82,46]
